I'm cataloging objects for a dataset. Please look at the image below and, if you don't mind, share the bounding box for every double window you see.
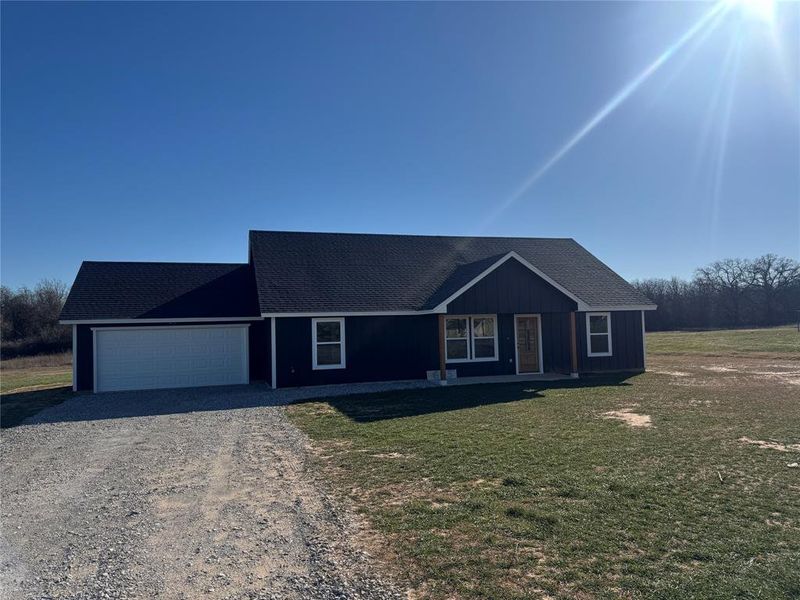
[586,312,612,357]
[312,318,346,369]
[445,315,498,363]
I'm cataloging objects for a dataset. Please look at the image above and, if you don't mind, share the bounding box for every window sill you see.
[313,364,346,370]
[446,357,499,364]
[587,352,613,358]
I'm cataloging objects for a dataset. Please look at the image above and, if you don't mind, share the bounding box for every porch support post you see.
[438,314,447,385]
[569,311,579,378]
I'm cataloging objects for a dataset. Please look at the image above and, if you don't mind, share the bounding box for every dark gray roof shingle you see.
[60,262,259,321]
[249,231,654,313]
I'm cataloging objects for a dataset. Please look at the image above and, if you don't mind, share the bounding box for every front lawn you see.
[286,330,800,599]
[646,325,799,356]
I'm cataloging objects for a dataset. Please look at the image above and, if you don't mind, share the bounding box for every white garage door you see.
[94,325,249,392]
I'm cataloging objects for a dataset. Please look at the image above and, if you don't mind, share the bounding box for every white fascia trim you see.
[61,317,263,325]
[584,305,658,312]
[90,324,251,332]
[432,251,590,312]
[261,310,444,317]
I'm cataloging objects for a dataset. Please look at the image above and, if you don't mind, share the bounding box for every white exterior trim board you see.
[90,324,251,332]
[261,310,444,318]
[311,317,346,370]
[62,316,262,325]
[586,311,613,358]
[433,251,590,312]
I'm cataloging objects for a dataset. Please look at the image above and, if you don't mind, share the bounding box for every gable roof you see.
[249,230,655,314]
[60,262,260,323]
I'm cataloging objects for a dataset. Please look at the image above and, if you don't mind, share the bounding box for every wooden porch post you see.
[569,311,579,378]
[438,314,447,385]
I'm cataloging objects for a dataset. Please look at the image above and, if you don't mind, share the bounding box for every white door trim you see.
[93,324,250,393]
[514,314,543,375]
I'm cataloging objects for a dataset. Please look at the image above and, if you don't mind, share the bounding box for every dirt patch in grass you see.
[738,437,800,453]
[602,407,652,428]
[370,452,414,459]
[649,369,690,377]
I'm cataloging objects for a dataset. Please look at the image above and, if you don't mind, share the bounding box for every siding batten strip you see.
[641,310,647,371]
[569,312,578,378]
[438,314,447,385]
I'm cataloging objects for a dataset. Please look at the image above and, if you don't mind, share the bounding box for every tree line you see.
[1,280,71,358]
[632,254,800,331]
[1,254,798,358]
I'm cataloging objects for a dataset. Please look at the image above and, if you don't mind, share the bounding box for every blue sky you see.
[2,1,798,289]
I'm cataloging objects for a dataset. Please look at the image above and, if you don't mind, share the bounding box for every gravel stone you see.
[1,382,425,599]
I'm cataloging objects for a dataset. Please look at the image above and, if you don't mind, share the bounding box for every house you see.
[60,231,656,393]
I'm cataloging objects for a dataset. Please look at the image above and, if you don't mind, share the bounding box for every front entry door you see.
[515,316,541,374]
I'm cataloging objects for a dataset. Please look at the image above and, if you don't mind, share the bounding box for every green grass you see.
[647,325,800,356]
[0,367,72,394]
[1,353,73,427]
[286,330,800,599]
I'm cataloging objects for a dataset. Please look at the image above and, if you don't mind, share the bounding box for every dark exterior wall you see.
[73,320,270,392]
[275,315,438,387]
[540,312,572,374]
[446,313,516,378]
[446,259,578,315]
[576,310,644,373]
[76,324,94,391]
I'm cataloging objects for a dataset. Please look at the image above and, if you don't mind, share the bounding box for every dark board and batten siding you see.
[74,319,271,391]
[275,315,439,388]
[576,310,644,372]
[446,259,578,315]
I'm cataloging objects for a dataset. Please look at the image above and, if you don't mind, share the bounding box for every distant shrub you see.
[1,280,70,359]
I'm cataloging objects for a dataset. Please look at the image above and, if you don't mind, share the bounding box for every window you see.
[586,312,612,357]
[445,315,498,362]
[312,318,346,369]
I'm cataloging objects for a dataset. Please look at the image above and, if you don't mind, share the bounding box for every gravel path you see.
[1,383,425,599]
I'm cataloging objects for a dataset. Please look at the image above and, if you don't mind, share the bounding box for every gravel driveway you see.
[1,383,423,599]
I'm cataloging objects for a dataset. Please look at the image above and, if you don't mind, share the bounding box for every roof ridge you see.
[249,229,575,242]
[82,260,248,267]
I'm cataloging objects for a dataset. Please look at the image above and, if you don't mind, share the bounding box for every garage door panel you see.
[95,326,248,392]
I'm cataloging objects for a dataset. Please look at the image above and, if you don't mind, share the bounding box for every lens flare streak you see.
[483,2,730,228]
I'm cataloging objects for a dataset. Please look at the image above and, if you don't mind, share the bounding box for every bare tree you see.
[748,254,800,325]
[694,258,751,326]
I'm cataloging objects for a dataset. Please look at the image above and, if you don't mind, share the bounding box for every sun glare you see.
[725,0,776,23]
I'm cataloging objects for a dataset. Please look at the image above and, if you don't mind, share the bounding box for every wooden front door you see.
[515,316,541,374]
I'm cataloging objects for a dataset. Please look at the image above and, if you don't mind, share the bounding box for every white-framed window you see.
[312,317,346,370]
[586,312,612,357]
[445,315,498,363]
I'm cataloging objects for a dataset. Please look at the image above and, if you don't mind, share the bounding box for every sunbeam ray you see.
[710,32,744,254]
[480,1,730,230]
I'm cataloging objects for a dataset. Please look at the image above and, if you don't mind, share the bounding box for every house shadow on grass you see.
[2,373,637,427]
[319,374,636,423]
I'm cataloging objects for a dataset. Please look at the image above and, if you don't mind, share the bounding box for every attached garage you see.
[93,325,249,392]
